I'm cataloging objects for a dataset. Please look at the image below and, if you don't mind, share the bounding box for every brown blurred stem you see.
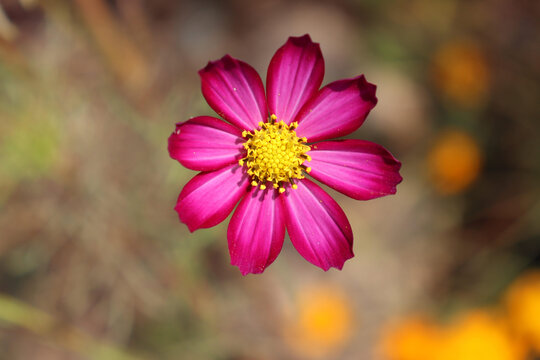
[73,0,150,95]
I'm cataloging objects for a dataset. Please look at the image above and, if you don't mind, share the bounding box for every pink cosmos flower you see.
[168,35,402,275]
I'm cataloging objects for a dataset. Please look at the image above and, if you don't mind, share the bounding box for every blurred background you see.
[0,0,539,359]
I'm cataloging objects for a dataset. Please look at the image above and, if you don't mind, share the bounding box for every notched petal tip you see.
[321,252,355,272]
[287,33,318,47]
[315,244,354,272]
[167,132,179,160]
[174,197,197,233]
[286,34,323,62]
[356,74,378,106]
[234,262,267,276]
[314,251,355,272]
[393,161,404,186]
[324,75,378,105]
[167,123,186,161]
[198,54,236,77]
[379,151,404,192]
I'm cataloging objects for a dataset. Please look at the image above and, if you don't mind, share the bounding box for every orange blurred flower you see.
[431,40,490,107]
[283,284,353,358]
[504,270,540,353]
[427,129,483,194]
[435,310,525,360]
[377,316,443,360]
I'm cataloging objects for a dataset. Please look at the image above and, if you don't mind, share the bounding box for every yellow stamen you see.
[238,114,311,193]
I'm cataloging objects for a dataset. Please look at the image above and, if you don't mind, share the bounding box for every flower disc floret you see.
[239,114,311,193]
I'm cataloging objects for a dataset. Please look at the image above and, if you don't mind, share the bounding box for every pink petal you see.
[199,55,267,131]
[295,75,377,142]
[175,164,249,232]
[308,140,402,200]
[168,116,245,171]
[281,179,354,271]
[266,34,324,124]
[227,187,286,275]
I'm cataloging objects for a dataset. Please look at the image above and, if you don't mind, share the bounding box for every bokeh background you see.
[0,0,539,359]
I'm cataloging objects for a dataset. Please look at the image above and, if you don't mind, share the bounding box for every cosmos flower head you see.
[168,34,402,275]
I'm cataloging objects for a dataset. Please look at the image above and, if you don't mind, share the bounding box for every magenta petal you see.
[281,179,354,271]
[295,75,377,142]
[309,140,402,200]
[175,165,249,232]
[168,116,244,171]
[199,55,267,130]
[227,188,285,275]
[266,34,324,124]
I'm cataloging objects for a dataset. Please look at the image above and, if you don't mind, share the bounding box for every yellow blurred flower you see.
[504,270,540,353]
[377,316,442,360]
[435,310,525,360]
[284,284,353,358]
[427,129,482,194]
[431,40,490,107]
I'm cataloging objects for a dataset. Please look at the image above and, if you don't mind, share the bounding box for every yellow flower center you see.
[239,114,311,193]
